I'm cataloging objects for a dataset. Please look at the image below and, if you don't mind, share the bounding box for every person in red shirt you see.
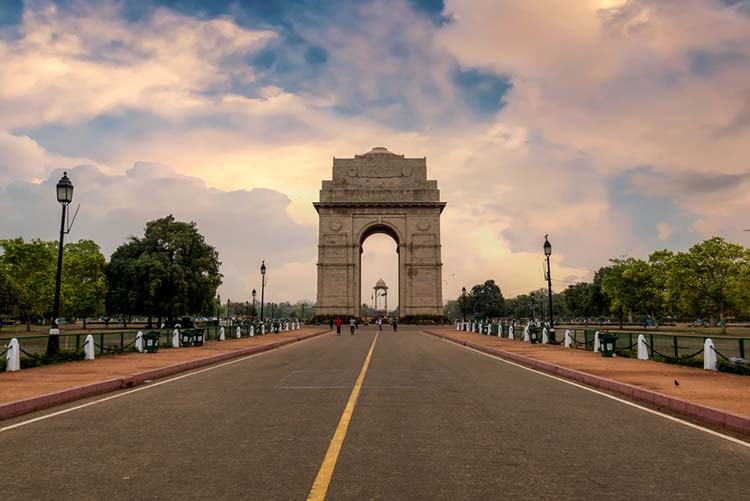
[335,317,342,336]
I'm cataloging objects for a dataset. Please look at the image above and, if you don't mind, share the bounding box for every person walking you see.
[349,317,356,335]
[377,317,383,332]
[391,318,398,332]
[335,317,342,336]
[329,318,334,331]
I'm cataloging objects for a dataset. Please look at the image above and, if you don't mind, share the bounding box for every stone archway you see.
[314,147,446,318]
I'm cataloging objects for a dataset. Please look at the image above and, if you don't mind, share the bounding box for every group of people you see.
[328,316,398,335]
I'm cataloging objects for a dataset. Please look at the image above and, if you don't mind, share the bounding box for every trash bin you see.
[529,326,541,344]
[180,329,194,347]
[600,332,618,357]
[143,331,160,353]
[193,328,205,346]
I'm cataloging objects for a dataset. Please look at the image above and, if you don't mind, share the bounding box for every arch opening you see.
[359,231,399,319]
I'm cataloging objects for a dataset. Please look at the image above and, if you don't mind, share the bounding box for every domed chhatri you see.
[373,278,389,312]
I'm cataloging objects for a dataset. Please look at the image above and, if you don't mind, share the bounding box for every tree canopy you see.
[62,240,107,328]
[0,238,56,330]
[455,280,505,319]
[107,215,222,322]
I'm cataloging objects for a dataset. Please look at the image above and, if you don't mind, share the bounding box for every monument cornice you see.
[313,201,446,213]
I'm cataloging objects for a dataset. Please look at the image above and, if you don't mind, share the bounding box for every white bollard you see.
[172,329,180,348]
[637,334,649,360]
[542,327,549,344]
[564,329,572,348]
[594,331,601,353]
[703,338,717,371]
[456,322,460,331]
[135,331,144,353]
[84,334,95,360]
[6,338,20,371]
[219,326,226,341]
[508,326,514,340]
[296,320,301,330]
[523,326,530,342]
[285,322,289,332]
[236,326,242,339]
[249,325,254,337]
[486,324,491,335]
[261,324,266,335]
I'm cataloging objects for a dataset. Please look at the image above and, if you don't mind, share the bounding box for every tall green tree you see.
[667,237,746,333]
[0,238,56,330]
[107,215,222,323]
[467,280,505,318]
[62,240,107,329]
[563,282,595,319]
[443,299,461,320]
[0,264,19,317]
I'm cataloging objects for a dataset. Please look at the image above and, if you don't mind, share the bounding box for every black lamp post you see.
[260,261,266,321]
[47,172,74,355]
[544,235,555,342]
[227,298,230,324]
[245,301,249,321]
[530,292,536,322]
[252,289,257,321]
[461,286,467,323]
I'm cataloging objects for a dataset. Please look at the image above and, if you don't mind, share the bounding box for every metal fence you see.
[566,328,747,360]
[0,329,175,356]
[0,320,299,357]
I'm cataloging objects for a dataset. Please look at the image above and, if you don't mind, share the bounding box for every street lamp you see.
[47,172,74,355]
[544,235,555,342]
[252,289,257,321]
[260,261,266,321]
[245,301,249,321]
[461,286,467,323]
[530,292,536,323]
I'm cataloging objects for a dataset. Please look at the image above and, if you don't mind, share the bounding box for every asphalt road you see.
[1,325,748,500]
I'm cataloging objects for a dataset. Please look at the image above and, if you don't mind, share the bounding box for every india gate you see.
[314,147,445,317]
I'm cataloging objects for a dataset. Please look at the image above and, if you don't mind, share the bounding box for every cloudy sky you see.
[1,0,749,308]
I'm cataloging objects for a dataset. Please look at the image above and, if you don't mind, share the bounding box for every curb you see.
[0,330,330,421]
[424,330,750,437]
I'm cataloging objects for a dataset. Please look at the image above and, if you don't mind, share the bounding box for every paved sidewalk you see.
[0,328,330,419]
[426,328,750,435]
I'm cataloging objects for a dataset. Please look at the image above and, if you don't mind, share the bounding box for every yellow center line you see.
[307,331,379,501]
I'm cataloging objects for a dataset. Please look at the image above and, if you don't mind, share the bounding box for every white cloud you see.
[0,163,317,303]
[0,2,275,128]
[3,0,750,305]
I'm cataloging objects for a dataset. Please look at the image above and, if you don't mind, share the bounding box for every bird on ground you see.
[674,380,680,386]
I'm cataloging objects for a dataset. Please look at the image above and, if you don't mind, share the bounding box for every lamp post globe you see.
[56,172,74,204]
[47,172,74,355]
